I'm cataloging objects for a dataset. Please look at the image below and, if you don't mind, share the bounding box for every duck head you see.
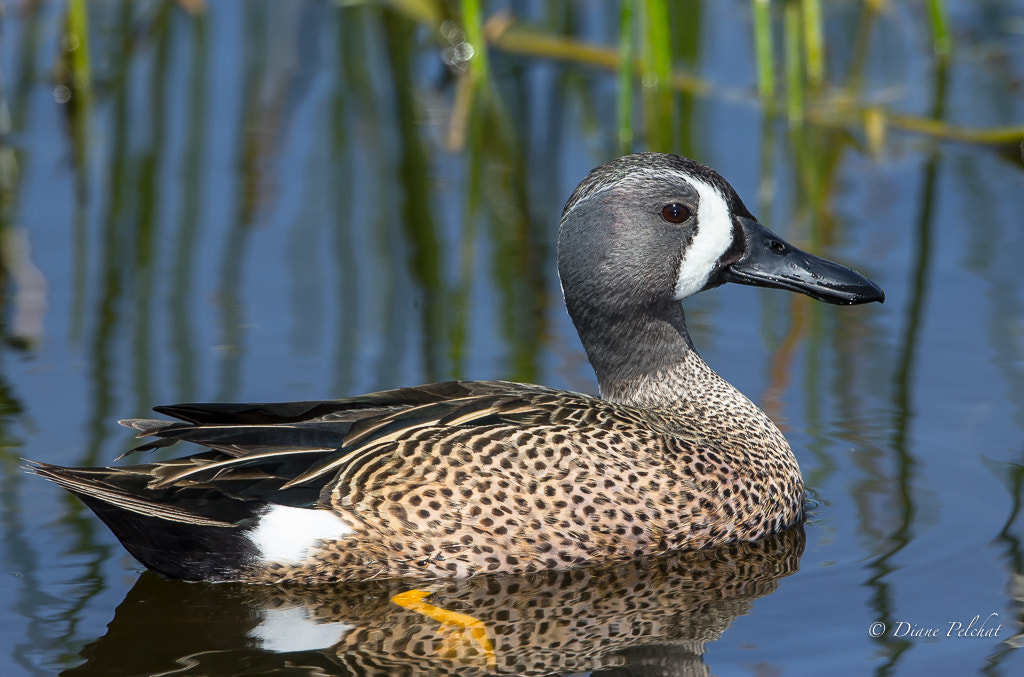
[558,152,883,313]
[556,152,883,396]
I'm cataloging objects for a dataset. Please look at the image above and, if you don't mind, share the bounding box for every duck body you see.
[30,153,882,583]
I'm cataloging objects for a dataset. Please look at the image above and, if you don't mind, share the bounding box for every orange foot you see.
[391,589,496,669]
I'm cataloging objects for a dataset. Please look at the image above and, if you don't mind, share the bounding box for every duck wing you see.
[26,380,603,580]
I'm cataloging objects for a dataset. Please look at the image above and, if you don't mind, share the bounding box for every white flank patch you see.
[249,606,355,653]
[673,177,734,300]
[247,504,353,565]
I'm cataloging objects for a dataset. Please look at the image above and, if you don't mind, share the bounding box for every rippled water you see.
[2,1,1024,675]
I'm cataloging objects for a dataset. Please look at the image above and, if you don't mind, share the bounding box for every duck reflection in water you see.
[64,526,803,677]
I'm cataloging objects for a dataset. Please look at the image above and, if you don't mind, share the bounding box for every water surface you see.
[2,2,1024,675]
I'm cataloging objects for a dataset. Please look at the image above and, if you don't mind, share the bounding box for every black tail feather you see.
[78,493,257,581]
[27,462,264,581]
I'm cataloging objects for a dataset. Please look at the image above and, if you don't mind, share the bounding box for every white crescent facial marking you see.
[673,177,734,300]
[247,504,354,565]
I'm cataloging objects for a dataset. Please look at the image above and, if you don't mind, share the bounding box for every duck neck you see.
[572,301,709,409]
[574,300,794,458]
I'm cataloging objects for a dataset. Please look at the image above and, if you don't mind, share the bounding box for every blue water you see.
[2,1,1024,675]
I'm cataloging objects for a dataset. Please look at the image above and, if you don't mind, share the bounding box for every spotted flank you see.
[28,153,883,583]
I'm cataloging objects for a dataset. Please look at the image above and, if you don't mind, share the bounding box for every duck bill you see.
[723,218,885,305]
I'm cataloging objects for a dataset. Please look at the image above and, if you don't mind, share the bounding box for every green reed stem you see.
[926,0,952,58]
[645,0,672,88]
[783,0,803,123]
[643,0,673,150]
[752,0,775,101]
[801,0,824,89]
[67,0,91,99]
[462,0,489,83]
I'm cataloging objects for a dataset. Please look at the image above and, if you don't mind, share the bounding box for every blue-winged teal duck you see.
[30,153,883,583]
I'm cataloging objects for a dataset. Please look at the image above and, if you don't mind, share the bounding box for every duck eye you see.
[661,203,691,224]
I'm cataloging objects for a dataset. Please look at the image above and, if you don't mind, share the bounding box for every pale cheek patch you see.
[247,504,354,565]
[673,179,735,300]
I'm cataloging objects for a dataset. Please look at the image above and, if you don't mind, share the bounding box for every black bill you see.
[723,217,885,306]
